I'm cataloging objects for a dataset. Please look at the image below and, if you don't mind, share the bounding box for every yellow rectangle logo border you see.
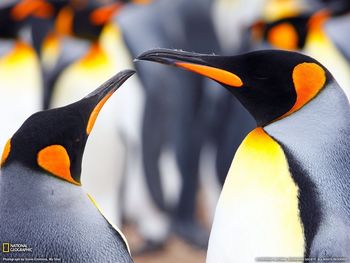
[2,243,10,253]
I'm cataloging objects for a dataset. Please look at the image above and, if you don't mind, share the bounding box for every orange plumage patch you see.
[11,0,54,21]
[86,92,113,135]
[308,10,330,31]
[90,3,122,25]
[175,62,243,87]
[251,20,265,42]
[282,62,326,118]
[267,22,298,50]
[55,6,73,37]
[37,145,80,185]
[1,139,11,167]
[132,0,153,4]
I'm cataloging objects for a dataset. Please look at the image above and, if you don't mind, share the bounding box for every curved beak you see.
[84,69,135,135]
[135,48,243,87]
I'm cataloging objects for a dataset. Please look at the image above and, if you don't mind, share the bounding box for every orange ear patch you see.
[86,92,113,135]
[267,22,298,50]
[308,9,330,31]
[282,62,326,118]
[37,145,80,185]
[55,6,73,36]
[90,3,122,25]
[175,62,243,87]
[1,139,11,167]
[11,0,54,21]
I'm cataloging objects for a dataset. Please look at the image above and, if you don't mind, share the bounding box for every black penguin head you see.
[251,15,309,50]
[136,49,331,126]
[55,0,123,41]
[0,70,135,185]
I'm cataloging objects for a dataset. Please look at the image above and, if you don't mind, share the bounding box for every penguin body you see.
[0,71,134,262]
[207,128,305,261]
[136,49,350,262]
[209,82,350,262]
[265,81,350,258]
[0,165,131,262]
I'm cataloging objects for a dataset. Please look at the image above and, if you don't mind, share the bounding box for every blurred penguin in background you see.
[246,2,350,98]
[119,0,225,251]
[119,0,264,253]
[42,0,144,230]
[0,0,45,154]
[29,0,88,110]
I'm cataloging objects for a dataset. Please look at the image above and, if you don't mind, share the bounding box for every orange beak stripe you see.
[86,92,113,135]
[175,62,243,87]
[1,139,11,167]
[11,0,54,21]
[37,145,80,185]
[90,3,123,26]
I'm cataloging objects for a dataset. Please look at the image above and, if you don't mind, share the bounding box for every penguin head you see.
[0,70,135,185]
[136,49,331,126]
[249,10,331,50]
[55,0,124,41]
[250,15,309,50]
[0,0,56,39]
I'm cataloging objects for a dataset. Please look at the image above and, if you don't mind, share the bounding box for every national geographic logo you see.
[2,243,9,253]
[1,243,33,253]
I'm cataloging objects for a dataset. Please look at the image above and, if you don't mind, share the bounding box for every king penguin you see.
[0,70,134,262]
[136,49,350,262]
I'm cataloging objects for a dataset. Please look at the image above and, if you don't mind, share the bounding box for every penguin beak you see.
[136,48,243,87]
[85,69,135,100]
[85,70,135,135]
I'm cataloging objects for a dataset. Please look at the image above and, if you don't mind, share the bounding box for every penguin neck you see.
[265,80,350,148]
[0,163,83,205]
[265,81,350,213]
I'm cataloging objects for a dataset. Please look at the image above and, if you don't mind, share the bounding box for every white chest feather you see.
[207,128,305,263]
